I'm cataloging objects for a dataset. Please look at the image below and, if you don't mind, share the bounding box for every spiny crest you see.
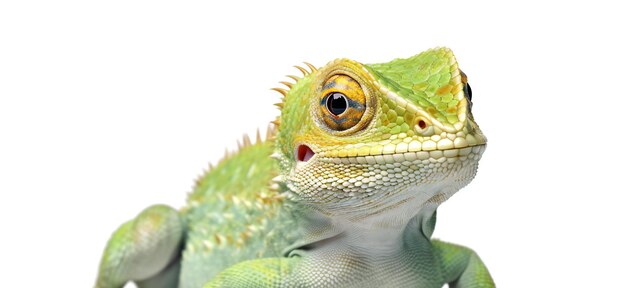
[270,118,281,127]
[270,87,288,97]
[269,62,318,131]
[286,75,301,82]
[192,124,278,187]
[226,125,277,162]
[303,62,317,73]
[279,81,293,88]
[269,61,318,99]
[265,123,278,140]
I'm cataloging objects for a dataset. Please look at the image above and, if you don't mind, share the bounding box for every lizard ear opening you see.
[296,145,315,162]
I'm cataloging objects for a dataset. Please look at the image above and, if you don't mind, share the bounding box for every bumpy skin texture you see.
[95,47,494,288]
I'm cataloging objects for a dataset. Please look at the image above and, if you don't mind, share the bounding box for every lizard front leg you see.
[432,240,495,288]
[204,257,300,288]
[95,204,184,288]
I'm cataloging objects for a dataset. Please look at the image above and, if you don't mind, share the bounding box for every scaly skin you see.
[95,47,494,288]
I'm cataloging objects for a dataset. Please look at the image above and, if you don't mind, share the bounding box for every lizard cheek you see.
[296,145,315,162]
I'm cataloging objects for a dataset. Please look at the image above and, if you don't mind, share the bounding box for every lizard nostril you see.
[417,120,427,129]
[296,145,315,162]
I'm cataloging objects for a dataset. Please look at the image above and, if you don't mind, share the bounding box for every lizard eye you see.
[459,70,472,102]
[463,83,472,101]
[319,74,366,131]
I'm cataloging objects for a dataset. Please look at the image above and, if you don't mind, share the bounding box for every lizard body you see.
[96,47,494,288]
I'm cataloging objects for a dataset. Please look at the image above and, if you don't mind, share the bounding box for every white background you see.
[1,1,624,287]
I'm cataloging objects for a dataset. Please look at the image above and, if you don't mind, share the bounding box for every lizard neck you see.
[285,203,439,288]
[283,183,450,257]
[337,205,437,253]
[285,206,440,288]
[289,203,437,257]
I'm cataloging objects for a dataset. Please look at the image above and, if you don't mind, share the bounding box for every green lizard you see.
[95,47,494,288]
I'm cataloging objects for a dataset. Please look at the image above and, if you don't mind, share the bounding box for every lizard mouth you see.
[296,144,315,162]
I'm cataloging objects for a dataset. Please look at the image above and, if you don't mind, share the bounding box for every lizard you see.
[95,47,494,288]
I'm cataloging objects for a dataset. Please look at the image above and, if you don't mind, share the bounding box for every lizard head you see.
[274,47,486,221]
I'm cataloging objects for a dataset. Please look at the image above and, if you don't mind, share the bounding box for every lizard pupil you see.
[326,92,348,116]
